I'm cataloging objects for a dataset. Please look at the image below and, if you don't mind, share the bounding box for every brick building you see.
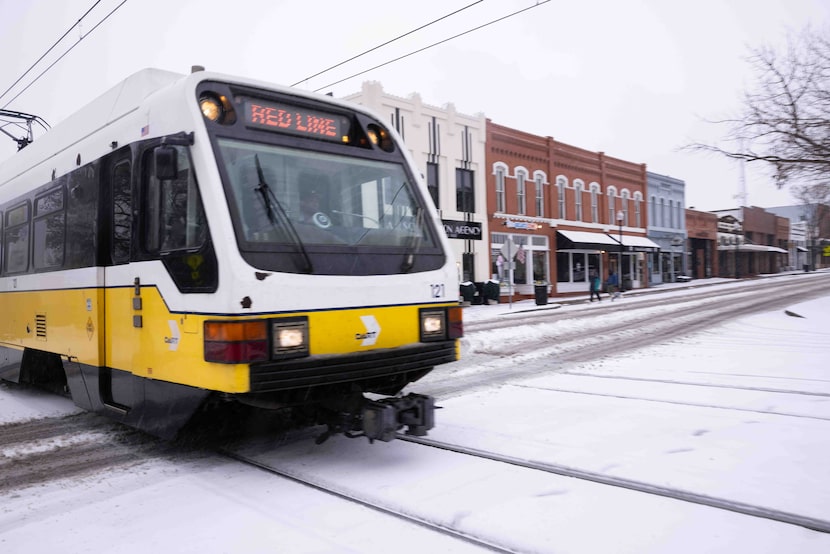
[486,121,657,299]
[714,207,789,277]
[685,209,718,279]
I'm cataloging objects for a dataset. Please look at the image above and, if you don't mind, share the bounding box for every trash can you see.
[804,264,809,273]
[534,284,548,306]
[483,280,500,304]
[472,282,485,305]
[459,281,475,304]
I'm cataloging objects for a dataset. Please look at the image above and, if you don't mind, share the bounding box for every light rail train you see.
[0,67,462,441]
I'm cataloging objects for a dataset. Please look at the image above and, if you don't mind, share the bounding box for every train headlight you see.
[419,307,463,342]
[199,93,236,125]
[420,309,446,341]
[272,317,309,358]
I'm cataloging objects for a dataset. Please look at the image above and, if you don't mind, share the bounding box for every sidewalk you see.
[462,269,830,320]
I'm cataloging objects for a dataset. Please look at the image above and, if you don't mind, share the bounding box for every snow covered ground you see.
[1,275,830,553]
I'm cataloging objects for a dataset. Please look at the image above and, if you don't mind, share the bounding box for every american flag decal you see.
[141,125,149,136]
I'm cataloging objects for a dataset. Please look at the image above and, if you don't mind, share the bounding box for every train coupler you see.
[316,393,436,444]
[361,393,435,443]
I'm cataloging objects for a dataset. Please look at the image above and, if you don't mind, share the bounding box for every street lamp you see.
[616,210,624,291]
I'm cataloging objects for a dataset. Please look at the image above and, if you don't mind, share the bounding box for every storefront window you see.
[532,250,548,283]
[587,253,600,279]
[492,232,549,287]
[556,251,571,282]
[558,251,603,283]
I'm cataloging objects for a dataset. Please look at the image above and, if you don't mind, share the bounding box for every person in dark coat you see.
[589,270,602,302]
[607,271,621,300]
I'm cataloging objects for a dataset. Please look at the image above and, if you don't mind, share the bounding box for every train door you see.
[99,149,135,412]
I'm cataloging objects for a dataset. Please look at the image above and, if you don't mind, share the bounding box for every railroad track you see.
[399,435,830,534]
[217,447,516,553]
[0,411,180,493]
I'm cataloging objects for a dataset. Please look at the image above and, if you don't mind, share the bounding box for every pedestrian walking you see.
[589,270,602,302]
[607,271,621,301]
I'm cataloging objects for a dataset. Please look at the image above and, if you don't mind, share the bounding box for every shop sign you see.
[504,220,541,230]
[442,219,482,240]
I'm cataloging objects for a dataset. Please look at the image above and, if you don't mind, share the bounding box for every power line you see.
[1,0,128,109]
[0,0,103,105]
[291,1,484,87]
[313,0,550,93]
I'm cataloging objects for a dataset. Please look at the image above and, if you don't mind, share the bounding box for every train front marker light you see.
[366,124,394,152]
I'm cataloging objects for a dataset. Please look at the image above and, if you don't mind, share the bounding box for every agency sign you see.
[442,219,482,240]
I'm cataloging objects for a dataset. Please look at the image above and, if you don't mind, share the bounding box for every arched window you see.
[516,168,528,215]
[493,163,507,213]
[534,171,546,217]
[590,183,600,223]
[556,175,567,219]
[607,186,617,224]
[574,180,584,222]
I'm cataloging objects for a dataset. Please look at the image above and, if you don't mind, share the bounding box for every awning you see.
[797,246,808,252]
[557,230,621,251]
[606,234,661,251]
[717,244,788,253]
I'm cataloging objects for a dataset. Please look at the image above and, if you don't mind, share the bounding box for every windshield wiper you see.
[254,155,313,273]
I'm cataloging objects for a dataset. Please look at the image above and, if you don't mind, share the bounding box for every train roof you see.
[0,68,406,198]
[0,67,397,193]
[0,68,185,189]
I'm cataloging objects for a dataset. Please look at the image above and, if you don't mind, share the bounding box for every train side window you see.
[144,145,207,253]
[33,186,66,270]
[4,203,31,274]
[112,159,132,263]
[65,163,99,269]
[0,210,3,274]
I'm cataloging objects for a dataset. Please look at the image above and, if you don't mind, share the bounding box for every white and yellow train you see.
[0,67,462,441]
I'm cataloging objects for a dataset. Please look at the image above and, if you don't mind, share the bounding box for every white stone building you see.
[342,82,489,285]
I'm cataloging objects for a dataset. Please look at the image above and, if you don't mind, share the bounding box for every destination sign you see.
[243,99,349,142]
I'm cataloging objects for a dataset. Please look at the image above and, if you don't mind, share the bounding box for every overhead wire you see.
[3,0,547,111]
[313,0,550,93]
[0,0,103,105]
[290,0,484,87]
[1,0,129,109]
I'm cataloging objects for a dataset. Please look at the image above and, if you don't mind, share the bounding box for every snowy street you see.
[2,273,830,553]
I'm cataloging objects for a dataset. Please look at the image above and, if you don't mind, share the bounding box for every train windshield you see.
[217,137,436,250]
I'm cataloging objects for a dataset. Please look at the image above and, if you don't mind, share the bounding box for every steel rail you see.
[401,435,830,534]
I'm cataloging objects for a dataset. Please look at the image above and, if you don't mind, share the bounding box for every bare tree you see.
[692,27,830,188]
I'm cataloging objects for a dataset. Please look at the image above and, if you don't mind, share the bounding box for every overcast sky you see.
[2,0,828,211]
